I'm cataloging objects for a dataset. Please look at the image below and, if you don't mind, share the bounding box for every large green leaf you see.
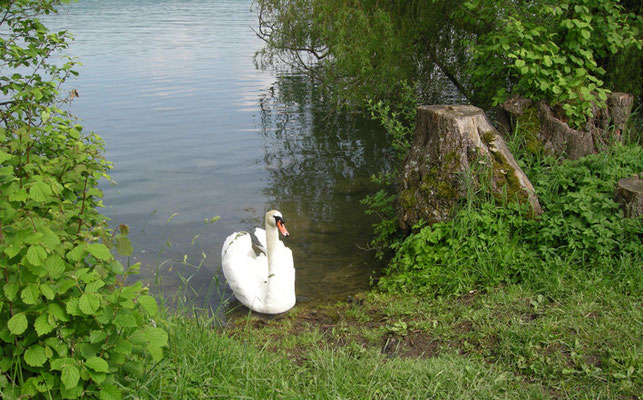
[0,149,12,163]
[89,330,107,344]
[40,283,55,300]
[34,313,54,336]
[99,384,122,400]
[61,365,80,389]
[146,345,164,362]
[28,181,52,202]
[21,284,41,305]
[144,327,168,348]
[56,279,76,295]
[79,293,100,315]
[24,345,47,367]
[45,255,66,278]
[3,282,19,301]
[49,357,76,371]
[84,356,109,373]
[87,243,112,261]
[87,369,106,384]
[26,245,47,266]
[85,279,105,293]
[66,297,81,316]
[8,313,28,335]
[115,236,133,256]
[49,302,69,322]
[113,339,133,355]
[137,295,158,316]
[0,357,12,373]
[114,313,137,328]
[67,245,86,262]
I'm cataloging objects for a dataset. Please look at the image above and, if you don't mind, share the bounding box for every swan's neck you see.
[265,223,280,274]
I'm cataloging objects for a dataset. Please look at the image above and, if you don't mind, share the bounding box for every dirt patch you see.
[520,312,540,322]
[455,320,474,333]
[225,297,448,362]
[383,331,441,359]
[457,290,480,305]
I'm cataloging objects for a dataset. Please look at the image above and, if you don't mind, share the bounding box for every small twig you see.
[0,0,17,27]
[76,174,89,235]
[26,213,38,233]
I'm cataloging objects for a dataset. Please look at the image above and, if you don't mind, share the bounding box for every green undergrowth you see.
[375,142,642,297]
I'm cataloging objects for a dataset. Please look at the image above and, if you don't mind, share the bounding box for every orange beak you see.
[276,220,289,237]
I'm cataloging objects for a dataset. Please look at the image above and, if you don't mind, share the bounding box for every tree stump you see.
[614,175,643,218]
[397,105,542,230]
[496,92,634,160]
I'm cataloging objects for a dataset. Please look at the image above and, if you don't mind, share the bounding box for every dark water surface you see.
[54,0,391,312]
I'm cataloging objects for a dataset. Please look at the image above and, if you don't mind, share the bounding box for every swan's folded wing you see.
[221,231,269,308]
[252,228,267,248]
[250,227,267,255]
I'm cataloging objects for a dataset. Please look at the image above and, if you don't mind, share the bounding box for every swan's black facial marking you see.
[273,214,289,237]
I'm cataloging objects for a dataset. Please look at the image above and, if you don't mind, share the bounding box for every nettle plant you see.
[1,1,165,399]
[470,0,642,128]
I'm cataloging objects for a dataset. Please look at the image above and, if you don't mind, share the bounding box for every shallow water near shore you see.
[52,0,392,314]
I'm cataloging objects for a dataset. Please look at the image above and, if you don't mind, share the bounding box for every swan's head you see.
[266,210,289,237]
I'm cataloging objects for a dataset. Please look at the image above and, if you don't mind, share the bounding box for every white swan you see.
[221,210,296,314]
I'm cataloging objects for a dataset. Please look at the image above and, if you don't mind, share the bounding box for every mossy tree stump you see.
[614,175,643,218]
[397,105,542,230]
[496,93,634,160]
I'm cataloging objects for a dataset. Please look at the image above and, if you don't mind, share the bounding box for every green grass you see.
[122,277,641,399]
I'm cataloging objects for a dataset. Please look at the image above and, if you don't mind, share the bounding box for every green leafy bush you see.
[470,0,642,127]
[366,82,416,160]
[379,201,537,295]
[532,145,642,266]
[0,1,165,398]
[379,144,642,296]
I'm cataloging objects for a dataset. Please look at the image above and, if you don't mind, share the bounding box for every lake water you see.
[53,0,392,313]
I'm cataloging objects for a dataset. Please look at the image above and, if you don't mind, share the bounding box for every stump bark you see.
[397,105,542,230]
[614,175,643,218]
[496,92,634,160]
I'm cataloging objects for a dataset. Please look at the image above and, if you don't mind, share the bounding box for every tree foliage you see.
[256,0,641,125]
[255,0,473,107]
[469,0,642,127]
[0,1,165,398]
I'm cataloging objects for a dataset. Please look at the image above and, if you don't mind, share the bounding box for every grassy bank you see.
[122,278,641,399]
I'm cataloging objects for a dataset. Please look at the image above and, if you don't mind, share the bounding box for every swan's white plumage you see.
[221,210,296,314]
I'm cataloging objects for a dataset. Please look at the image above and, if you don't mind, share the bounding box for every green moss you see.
[488,149,526,202]
[400,188,416,209]
[525,134,544,155]
[419,167,458,200]
[436,181,458,199]
[420,169,437,192]
[517,108,544,155]
[481,131,497,145]
[443,151,459,168]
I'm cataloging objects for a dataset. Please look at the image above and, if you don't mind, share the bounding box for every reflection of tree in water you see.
[257,73,394,298]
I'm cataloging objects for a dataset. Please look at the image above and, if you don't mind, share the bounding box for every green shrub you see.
[470,0,642,128]
[0,1,165,398]
[379,201,537,295]
[378,144,642,296]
